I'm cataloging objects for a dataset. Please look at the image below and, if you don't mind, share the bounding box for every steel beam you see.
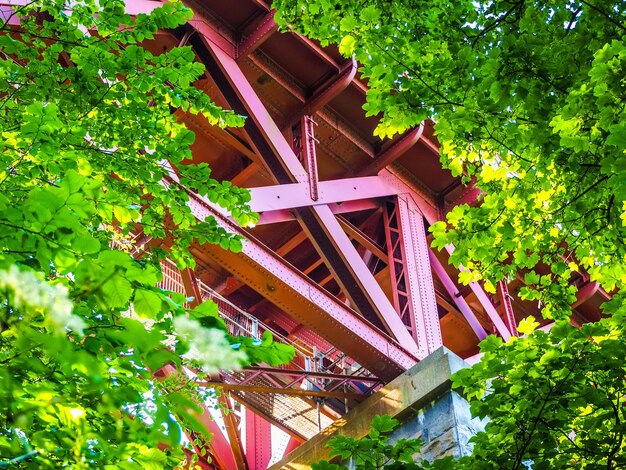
[159,365,238,470]
[444,183,483,212]
[191,30,419,353]
[300,115,320,201]
[2,0,163,22]
[383,196,443,358]
[248,175,401,213]
[337,216,388,263]
[282,60,357,130]
[573,281,600,308]
[181,186,418,381]
[185,8,236,58]
[467,280,511,341]
[180,267,203,308]
[241,366,381,385]
[444,245,512,340]
[429,249,488,341]
[236,10,277,59]
[291,31,341,71]
[200,383,364,400]
[231,162,261,187]
[245,408,272,470]
[282,437,301,459]
[497,280,518,336]
[256,199,380,225]
[217,393,248,470]
[356,125,424,177]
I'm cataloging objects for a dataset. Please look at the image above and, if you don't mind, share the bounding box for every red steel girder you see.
[202,382,364,400]
[383,196,443,358]
[300,115,320,201]
[236,10,277,60]
[497,280,518,337]
[444,245,512,341]
[282,437,301,459]
[159,365,240,470]
[189,29,420,353]
[247,174,401,213]
[282,59,357,130]
[573,281,600,308]
[356,124,425,177]
[429,249,488,341]
[217,394,249,470]
[256,198,380,225]
[245,408,272,470]
[180,186,418,381]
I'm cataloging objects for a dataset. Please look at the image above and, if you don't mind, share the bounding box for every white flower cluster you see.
[173,316,246,374]
[0,265,85,334]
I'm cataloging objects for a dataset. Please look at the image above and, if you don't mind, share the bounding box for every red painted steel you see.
[217,394,248,470]
[380,169,439,224]
[233,366,382,388]
[178,183,418,380]
[301,115,320,201]
[443,246,512,340]
[185,4,236,58]
[3,0,160,17]
[181,267,203,308]
[429,249,488,340]
[497,280,518,336]
[467,280,512,341]
[236,10,278,59]
[256,199,380,225]
[573,281,600,308]
[248,175,401,213]
[283,59,357,129]
[159,365,238,470]
[245,408,272,470]
[282,437,301,458]
[194,31,420,353]
[445,183,483,211]
[305,203,419,351]
[383,196,442,358]
[157,258,377,412]
[356,124,425,177]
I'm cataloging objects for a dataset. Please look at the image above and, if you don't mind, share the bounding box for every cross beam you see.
[248,175,401,213]
[236,10,277,59]
[200,383,364,400]
[190,29,421,353]
[180,185,418,381]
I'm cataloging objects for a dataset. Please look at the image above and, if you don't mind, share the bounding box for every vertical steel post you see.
[301,115,319,201]
[217,393,249,470]
[245,408,272,470]
[497,280,518,336]
[383,195,443,358]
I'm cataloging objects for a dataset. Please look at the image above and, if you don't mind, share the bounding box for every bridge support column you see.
[268,348,484,469]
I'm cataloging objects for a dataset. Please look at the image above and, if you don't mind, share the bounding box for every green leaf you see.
[518,316,539,336]
[102,275,133,309]
[339,35,357,56]
[133,288,163,317]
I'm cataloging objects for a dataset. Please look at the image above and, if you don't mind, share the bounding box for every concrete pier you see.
[269,348,483,469]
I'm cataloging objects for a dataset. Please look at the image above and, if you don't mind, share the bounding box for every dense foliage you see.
[453,313,626,469]
[275,0,626,468]
[311,415,433,470]
[0,1,292,468]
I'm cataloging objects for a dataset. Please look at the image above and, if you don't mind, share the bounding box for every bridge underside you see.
[116,1,610,468]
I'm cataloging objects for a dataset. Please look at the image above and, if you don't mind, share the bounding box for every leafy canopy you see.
[275,0,626,315]
[274,0,626,468]
[312,415,444,470]
[0,1,292,468]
